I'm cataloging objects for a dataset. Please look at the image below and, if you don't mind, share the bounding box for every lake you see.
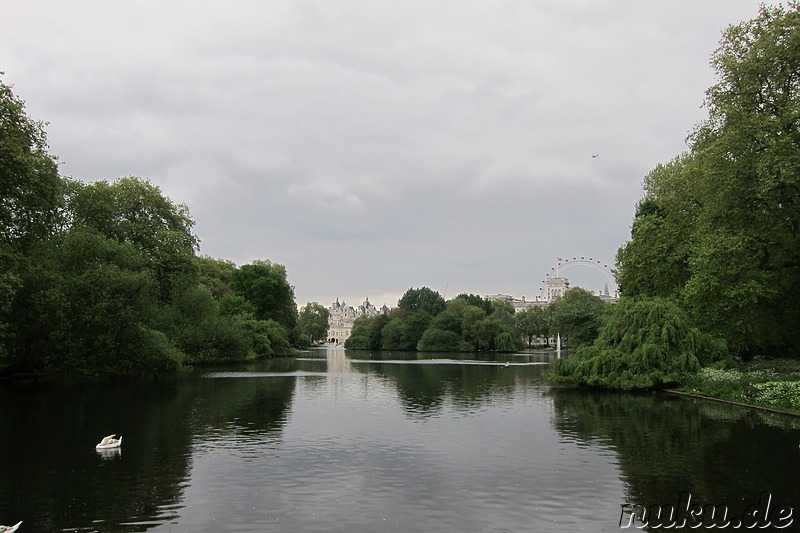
[1,348,799,532]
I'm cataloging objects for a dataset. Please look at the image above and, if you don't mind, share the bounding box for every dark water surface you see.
[1,348,799,532]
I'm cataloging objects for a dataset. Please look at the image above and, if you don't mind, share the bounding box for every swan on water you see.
[96,434,122,449]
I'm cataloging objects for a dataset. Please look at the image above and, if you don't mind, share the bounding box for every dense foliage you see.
[551,297,726,390]
[296,302,330,346]
[548,288,606,348]
[0,76,298,380]
[345,290,527,352]
[616,4,800,358]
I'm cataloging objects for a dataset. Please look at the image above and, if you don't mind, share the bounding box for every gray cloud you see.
[2,0,762,307]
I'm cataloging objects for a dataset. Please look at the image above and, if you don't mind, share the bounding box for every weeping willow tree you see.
[551,297,727,390]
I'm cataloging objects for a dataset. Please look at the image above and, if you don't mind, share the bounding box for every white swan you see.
[96,434,122,449]
[0,521,22,532]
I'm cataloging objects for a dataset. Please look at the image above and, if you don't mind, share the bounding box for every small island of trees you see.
[344,286,607,355]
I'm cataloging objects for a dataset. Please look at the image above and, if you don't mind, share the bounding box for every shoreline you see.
[666,389,800,418]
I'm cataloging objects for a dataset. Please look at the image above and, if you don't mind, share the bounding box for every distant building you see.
[326,297,389,344]
[486,273,617,311]
[485,294,548,311]
[546,277,570,301]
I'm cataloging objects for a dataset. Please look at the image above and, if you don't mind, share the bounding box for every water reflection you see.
[96,447,122,461]
[548,387,800,528]
[1,350,799,531]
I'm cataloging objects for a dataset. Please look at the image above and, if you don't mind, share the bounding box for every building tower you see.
[546,277,570,302]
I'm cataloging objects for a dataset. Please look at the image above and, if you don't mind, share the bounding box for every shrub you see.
[551,297,726,390]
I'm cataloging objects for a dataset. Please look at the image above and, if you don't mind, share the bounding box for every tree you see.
[686,4,800,355]
[428,308,463,335]
[549,288,606,347]
[67,177,199,300]
[453,293,492,314]
[376,309,433,351]
[417,328,464,352]
[515,306,550,347]
[490,299,516,327]
[297,302,330,344]
[0,244,18,363]
[11,228,183,377]
[0,75,63,367]
[230,260,298,331]
[345,314,389,350]
[397,287,446,316]
[460,304,487,350]
[551,297,726,390]
[0,76,304,377]
[0,74,62,252]
[401,310,433,350]
[494,332,518,352]
[156,284,253,363]
[615,156,699,299]
[616,4,800,357]
[379,316,405,350]
[195,255,237,300]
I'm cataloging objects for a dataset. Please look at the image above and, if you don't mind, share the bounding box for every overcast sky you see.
[3,1,764,308]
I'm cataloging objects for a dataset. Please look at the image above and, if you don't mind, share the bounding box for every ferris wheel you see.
[541,257,618,298]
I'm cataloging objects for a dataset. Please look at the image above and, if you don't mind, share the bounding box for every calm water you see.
[1,348,799,532]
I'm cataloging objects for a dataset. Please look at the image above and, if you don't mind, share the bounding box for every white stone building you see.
[326,297,389,344]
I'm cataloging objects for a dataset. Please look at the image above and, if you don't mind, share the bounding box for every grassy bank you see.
[673,358,800,415]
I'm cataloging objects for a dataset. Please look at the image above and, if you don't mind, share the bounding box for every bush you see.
[417,328,462,351]
[752,381,800,411]
[551,297,726,390]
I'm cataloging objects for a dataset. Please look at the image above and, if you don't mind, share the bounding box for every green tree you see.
[397,287,446,316]
[67,177,199,300]
[297,302,330,345]
[453,293,492,314]
[401,310,433,350]
[460,304,487,350]
[686,3,800,355]
[0,75,63,367]
[551,297,726,390]
[615,156,699,299]
[218,292,257,317]
[515,305,550,347]
[428,308,463,335]
[379,316,406,350]
[549,288,606,348]
[0,245,19,363]
[345,314,389,350]
[417,328,463,352]
[490,299,516,327]
[472,316,502,351]
[494,332,518,352]
[0,74,62,251]
[0,76,304,377]
[230,260,298,331]
[195,255,237,300]
[616,4,800,357]
[12,229,183,377]
[156,284,253,363]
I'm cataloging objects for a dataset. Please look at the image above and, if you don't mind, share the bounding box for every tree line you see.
[0,75,328,381]
[553,4,800,389]
[344,285,607,353]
